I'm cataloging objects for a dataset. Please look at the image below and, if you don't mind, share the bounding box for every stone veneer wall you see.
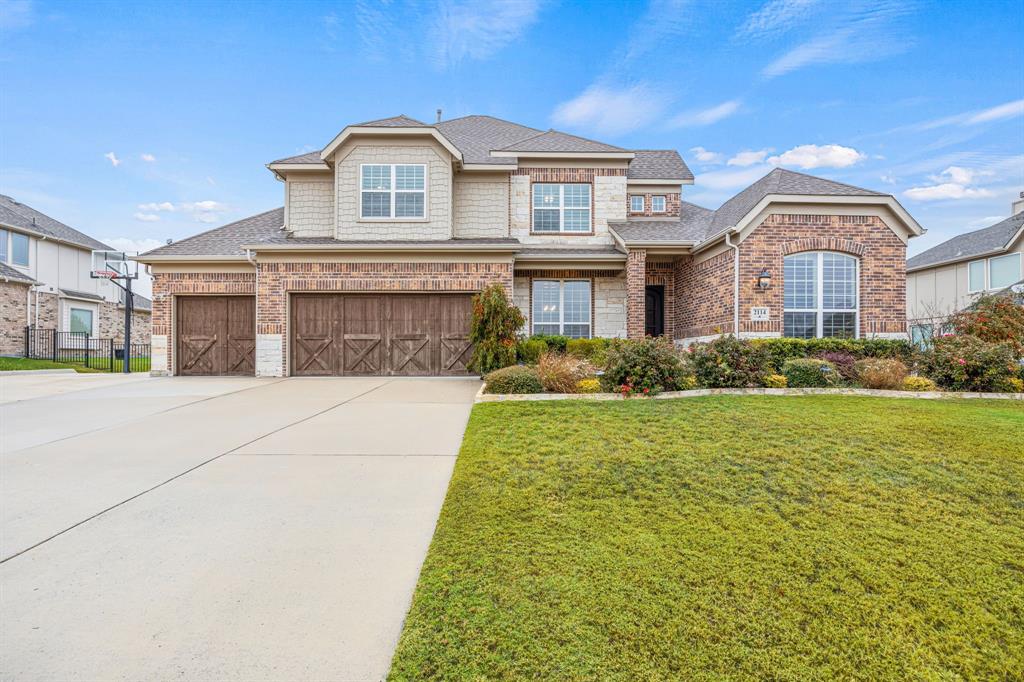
[627,192,681,218]
[509,168,627,245]
[453,174,509,238]
[256,262,513,376]
[287,177,334,237]
[0,281,30,355]
[150,272,257,375]
[97,303,152,343]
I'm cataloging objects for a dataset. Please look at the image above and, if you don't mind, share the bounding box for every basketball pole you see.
[123,277,132,374]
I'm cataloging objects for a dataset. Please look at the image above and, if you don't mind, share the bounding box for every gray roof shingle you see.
[138,208,285,258]
[434,115,540,165]
[609,202,714,243]
[353,114,429,127]
[907,211,1024,270]
[269,150,324,165]
[60,288,105,301]
[496,129,625,153]
[0,261,36,284]
[628,150,694,181]
[0,195,111,252]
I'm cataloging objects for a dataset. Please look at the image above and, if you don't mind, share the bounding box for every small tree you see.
[469,283,525,374]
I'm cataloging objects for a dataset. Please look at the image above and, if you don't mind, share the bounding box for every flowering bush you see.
[855,358,909,390]
[922,335,1018,392]
[469,284,525,374]
[782,358,841,388]
[575,378,602,393]
[1004,377,1024,393]
[764,373,788,388]
[690,336,770,388]
[602,336,687,394]
[949,293,1024,358]
[483,365,543,394]
[902,376,938,392]
[752,337,915,371]
[536,352,593,393]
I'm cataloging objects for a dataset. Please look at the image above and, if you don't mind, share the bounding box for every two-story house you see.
[135,114,923,377]
[0,194,152,356]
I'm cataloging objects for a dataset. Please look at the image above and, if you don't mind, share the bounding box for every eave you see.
[627,178,695,186]
[489,151,636,160]
[320,126,464,163]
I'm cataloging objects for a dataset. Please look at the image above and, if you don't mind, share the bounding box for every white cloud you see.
[552,83,671,136]
[431,0,542,68]
[695,165,773,191]
[669,99,741,127]
[103,237,166,255]
[879,172,897,184]
[738,0,820,39]
[727,149,770,167]
[181,200,228,223]
[133,213,160,222]
[137,201,175,212]
[689,146,724,164]
[964,99,1024,125]
[768,144,865,169]
[140,153,156,162]
[0,0,33,30]
[104,152,121,167]
[968,215,1006,229]
[904,183,994,201]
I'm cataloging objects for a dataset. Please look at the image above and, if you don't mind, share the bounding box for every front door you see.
[645,285,664,337]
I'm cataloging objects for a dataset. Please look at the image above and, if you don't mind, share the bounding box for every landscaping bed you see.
[389,396,1024,680]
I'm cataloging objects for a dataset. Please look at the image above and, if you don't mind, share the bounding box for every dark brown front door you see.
[645,285,665,337]
[177,296,255,376]
[290,294,475,377]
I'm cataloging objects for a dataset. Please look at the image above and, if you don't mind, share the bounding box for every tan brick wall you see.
[32,291,59,330]
[626,249,646,338]
[0,281,30,355]
[453,174,509,238]
[510,168,626,246]
[675,250,735,340]
[288,177,334,237]
[627,192,681,218]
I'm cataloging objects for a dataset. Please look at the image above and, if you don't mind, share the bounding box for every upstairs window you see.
[970,253,1022,291]
[629,195,644,212]
[783,252,858,339]
[360,164,426,219]
[10,231,29,266]
[651,196,666,213]
[533,183,591,233]
[0,229,7,262]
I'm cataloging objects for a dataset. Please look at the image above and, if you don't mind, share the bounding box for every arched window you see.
[783,252,858,339]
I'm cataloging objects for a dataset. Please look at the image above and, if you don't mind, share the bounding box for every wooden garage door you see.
[177,296,255,376]
[291,294,474,377]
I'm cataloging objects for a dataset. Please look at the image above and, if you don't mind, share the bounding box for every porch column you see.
[626,248,646,339]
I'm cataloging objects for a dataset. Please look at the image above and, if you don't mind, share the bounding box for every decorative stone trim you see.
[780,236,866,257]
[478,387,1024,402]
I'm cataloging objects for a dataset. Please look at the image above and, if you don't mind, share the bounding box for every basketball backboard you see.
[91,250,139,280]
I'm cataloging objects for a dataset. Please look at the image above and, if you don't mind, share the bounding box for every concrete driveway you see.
[0,373,480,681]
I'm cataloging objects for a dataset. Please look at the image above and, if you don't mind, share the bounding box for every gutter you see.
[238,242,522,253]
[725,228,740,336]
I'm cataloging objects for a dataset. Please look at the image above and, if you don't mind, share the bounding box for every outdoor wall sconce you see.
[756,268,772,290]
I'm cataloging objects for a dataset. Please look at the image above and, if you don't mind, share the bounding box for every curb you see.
[0,368,79,376]
[477,387,1024,403]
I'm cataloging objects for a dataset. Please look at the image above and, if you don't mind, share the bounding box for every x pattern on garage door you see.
[177,296,255,376]
[291,294,475,377]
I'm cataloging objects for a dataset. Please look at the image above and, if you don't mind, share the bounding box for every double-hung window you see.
[969,253,1022,292]
[0,229,7,263]
[11,232,28,266]
[359,164,426,219]
[629,195,644,212]
[532,280,591,338]
[783,252,858,339]
[651,195,666,213]
[532,183,591,232]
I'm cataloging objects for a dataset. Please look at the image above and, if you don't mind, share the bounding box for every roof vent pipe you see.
[436,108,442,123]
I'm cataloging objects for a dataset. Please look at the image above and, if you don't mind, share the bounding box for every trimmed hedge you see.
[750,337,915,372]
[782,358,841,388]
[483,365,543,394]
[566,338,612,368]
[690,336,769,388]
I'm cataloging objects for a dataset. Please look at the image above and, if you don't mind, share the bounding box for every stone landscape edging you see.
[477,386,1024,403]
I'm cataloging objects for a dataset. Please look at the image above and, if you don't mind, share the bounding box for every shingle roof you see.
[269,150,324,165]
[245,236,520,247]
[138,208,285,258]
[353,114,429,127]
[434,115,540,165]
[628,150,694,181]
[0,261,36,284]
[119,290,152,311]
[609,203,714,244]
[60,288,105,301]
[517,245,625,257]
[496,129,626,153]
[0,195,111,251]
[907,211,1024,271]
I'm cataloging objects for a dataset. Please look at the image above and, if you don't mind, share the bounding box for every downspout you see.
[725,228,740,336]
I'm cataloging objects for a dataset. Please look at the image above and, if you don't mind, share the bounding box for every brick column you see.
[626,248,647,339]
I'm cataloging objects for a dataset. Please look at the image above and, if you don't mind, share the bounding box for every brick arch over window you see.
[781,237,866,257]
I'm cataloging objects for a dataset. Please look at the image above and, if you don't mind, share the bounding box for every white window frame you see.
[68,306,95,335]
[970,252,1022,292]
[531,279,592,338]
[358,163,427,220]
[531,183,592,233]
[783,251,860,339]
[629,195,644,212]
[651,195,666,213]
[4,230,30,267]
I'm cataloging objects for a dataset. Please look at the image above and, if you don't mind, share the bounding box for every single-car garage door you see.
[291,294,474,376]
[176,296,256,376]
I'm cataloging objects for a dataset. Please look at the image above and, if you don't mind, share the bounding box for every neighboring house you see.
[135,114,923,377]
[907,196,1024,343]
[0,195,152,356]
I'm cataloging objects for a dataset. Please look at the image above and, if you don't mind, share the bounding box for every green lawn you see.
[390,396,1024,681]
[0,356,150,373]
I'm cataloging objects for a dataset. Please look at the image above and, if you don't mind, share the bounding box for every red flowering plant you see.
[923,334,1019,392]
[949,293,1024,358]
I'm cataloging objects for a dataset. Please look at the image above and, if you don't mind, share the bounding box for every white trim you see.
[531,182,592,233]
[240,242,521,253]
[462,163,518,171]
[651,195,667,213]
[359,163,427,220]
[320,126,463,162]
[627,178,694,186]
[783,251,860,339]
[531,278,592,338]
[629,195,644,212]
[266,162,331,171]
[970,251,1023,292]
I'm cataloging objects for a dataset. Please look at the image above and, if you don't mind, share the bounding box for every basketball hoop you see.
[90,250,141,374]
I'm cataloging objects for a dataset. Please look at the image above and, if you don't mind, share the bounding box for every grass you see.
[389,396,1024,681]
[0,356,150,373]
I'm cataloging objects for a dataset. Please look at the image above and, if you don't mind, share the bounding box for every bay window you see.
[532,279,591,338]
[532,183,591,232]
[360,164,426,219]
[783,252,858,339]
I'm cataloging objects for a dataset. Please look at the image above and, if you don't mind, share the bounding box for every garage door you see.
[176,296,256,376]
[291,294,474,376]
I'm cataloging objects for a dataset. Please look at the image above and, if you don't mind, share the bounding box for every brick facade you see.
[627,192,681,218]
[675,250,735,340]
[626,249,646,338]
[645,260,676,339]
[0,281,30,355]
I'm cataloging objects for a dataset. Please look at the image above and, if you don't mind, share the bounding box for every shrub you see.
[516,338,547,365]
[949,293,1024,358]
[751,337,916,371]
[855,358,909,390]
[483,365,543,394]
[678,375,698,390]
[902,376,937,392]
[923,335,1019,392]
[764,374,788,388]
[574,378,602,394]
[529,334,569,353]
[566,338,611,368]
[813,351,858,382]
[782,358,840,388]
[602,336,687,394]
[536,352,593,393]
[469,284,525,374]
[1003,377,1024,393]
[689,336,770,388]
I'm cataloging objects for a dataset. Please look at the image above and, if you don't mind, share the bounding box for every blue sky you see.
[2,0,1023,296]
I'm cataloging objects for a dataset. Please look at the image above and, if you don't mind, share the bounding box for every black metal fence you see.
[24,327,151,373]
